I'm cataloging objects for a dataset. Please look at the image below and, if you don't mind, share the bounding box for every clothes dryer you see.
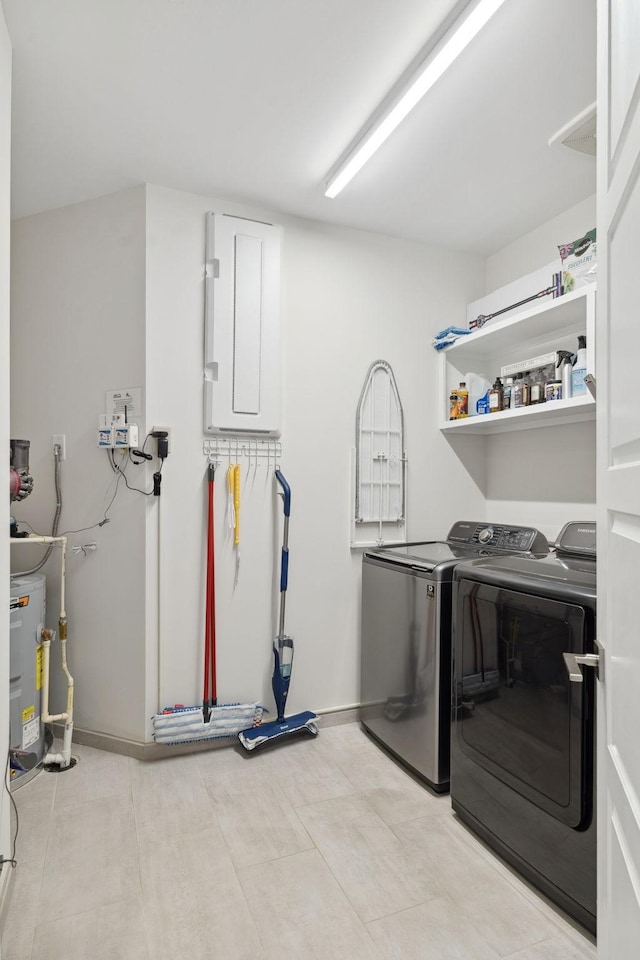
[451,521,597,933]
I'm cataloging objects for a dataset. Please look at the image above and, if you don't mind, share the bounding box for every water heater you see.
[9,574,46,784]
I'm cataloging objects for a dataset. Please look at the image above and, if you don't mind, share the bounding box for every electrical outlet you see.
[52,434,66,460]
[151,426,171,455]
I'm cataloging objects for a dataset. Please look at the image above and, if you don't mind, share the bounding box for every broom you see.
[153,463,262,744]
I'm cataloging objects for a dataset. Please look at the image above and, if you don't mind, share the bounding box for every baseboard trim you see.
[53,704,362,762]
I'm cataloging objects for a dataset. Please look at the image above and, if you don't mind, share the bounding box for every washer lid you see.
[364,541,486,573]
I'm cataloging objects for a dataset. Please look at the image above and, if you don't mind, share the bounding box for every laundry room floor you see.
[2,722,596,960]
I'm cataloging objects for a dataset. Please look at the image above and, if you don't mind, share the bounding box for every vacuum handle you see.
[275,470,291,517]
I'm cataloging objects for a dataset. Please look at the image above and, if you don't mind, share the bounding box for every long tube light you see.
[324,0,507,199]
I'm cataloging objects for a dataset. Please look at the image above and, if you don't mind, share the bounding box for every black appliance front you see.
[451,560,596,934]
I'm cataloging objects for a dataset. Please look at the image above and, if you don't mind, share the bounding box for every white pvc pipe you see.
[11,535,61,544]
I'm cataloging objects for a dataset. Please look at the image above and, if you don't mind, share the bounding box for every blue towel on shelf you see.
[431,326,471,351]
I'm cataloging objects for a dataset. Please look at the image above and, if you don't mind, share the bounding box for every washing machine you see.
[360,521,550,792]
[451,521,597,933]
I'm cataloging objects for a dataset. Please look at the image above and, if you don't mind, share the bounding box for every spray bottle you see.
[572,336,587,396]
[556,350,574,400]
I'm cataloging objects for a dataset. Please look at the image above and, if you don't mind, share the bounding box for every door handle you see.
[563,651,602,682]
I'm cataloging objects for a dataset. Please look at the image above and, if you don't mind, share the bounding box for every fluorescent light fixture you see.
[324,0,507,198]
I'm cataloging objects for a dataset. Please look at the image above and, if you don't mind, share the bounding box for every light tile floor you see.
[2,723,597,960]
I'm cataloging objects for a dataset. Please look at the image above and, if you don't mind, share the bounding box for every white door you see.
[597,3,640,955]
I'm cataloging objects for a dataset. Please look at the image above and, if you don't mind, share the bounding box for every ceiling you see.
[3,0,596,256]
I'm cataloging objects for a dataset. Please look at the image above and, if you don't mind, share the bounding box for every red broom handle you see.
[208,465,217,703]
[204,471,212,706]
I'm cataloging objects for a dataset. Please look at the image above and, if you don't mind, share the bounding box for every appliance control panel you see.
[555,521,596,558]
[447,521,549,555]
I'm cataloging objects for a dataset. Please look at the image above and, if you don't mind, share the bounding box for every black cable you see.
[102,466,123,515]
[0,747,19,869]
[60,518,111,536]
[16,438,157,543]
[129,433,153,464]
[109,449,154,496]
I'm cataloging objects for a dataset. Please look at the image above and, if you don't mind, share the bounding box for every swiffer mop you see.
[153,464,262,744]
[239,470,318,750]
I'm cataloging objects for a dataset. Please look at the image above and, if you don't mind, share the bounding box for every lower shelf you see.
[440,394,596,434]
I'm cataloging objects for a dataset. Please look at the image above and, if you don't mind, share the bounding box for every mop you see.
[239,470,318,750]
[153,463,262,744]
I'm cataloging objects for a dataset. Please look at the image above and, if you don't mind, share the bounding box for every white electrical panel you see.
[204,212,282,437]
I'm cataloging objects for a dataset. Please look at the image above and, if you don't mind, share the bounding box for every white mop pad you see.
[153,703,263,744]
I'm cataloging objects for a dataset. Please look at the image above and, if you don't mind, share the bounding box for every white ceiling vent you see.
[548,102,596,157]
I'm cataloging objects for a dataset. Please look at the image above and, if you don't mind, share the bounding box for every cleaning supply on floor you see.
[572,335,587,396]
[153,463,262,744]
[239,470,318,751]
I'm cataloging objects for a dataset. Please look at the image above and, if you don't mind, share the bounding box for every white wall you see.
[1,2,12,891]
[9,180,600,741]
[10,187,148,742]
[10,184,485,743]
[485,421,596,543]
[144,185,487,730]
[484,194,597,541]
[486,193,596,291]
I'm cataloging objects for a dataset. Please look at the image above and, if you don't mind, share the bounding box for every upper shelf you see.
[439,283,596,435]
[441,285,595,371]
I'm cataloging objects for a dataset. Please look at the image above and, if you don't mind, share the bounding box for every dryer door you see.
[454,579,592,828]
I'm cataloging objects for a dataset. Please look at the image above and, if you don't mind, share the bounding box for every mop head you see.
[238,710,318,751]
[153,702,263,745]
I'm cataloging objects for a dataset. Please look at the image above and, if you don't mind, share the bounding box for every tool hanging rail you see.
[203,437,282,467]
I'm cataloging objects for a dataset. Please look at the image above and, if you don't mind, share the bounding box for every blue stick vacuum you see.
[239,470,318,750]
